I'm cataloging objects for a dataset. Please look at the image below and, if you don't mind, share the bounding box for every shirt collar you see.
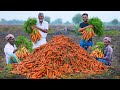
[7,42,15,48]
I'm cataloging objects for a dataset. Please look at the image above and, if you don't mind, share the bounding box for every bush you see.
[74,25,81,35]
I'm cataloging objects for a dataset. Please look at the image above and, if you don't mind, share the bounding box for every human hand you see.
[31,25,37,30]
[89,25,94,28]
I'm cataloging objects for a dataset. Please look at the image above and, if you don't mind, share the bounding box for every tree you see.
[0,18,25,25]
[72,13,82,24]
[64,21,71,24]
[51,18,63,24]
[111,19,119,25]
[44,16,51,23]
[0,18,7,24]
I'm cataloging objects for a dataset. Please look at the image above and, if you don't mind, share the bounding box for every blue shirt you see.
[79,22,89,28]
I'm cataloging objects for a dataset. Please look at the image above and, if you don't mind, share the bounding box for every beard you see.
[39,19,43,22]
[83,19,88,22]
[9,40,15,45]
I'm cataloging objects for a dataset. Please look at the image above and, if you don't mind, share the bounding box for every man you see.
[4,34,21,64]
[32,12,49,49]
[97,37,113,66]
[78,13,94,50]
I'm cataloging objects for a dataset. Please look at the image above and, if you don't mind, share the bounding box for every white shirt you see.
[32,20,48,49]
[4,43,17,64]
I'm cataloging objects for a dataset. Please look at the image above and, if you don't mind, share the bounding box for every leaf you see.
[23,18,37,34]
[15,36,33,52]
[88,17,105,37]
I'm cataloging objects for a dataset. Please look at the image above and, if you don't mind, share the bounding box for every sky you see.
[0,11,120,23]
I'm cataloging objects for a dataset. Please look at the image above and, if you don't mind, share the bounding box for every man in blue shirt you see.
[78,13,94,50]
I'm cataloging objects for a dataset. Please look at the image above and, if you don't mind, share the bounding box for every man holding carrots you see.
[32,12,49,49]
[97,37,113,66]
[78,13,94,50]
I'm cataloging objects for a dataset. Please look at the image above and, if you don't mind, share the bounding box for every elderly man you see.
[4,34,21,64]
[32,12,49,49]
[97,37,113,66]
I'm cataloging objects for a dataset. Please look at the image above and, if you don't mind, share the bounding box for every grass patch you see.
[88,69,120,79]
[105,30,120,36]
[48,28,55,34]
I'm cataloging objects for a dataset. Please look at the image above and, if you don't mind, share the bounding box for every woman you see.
[4,34,21,64]
[97,37,113,66]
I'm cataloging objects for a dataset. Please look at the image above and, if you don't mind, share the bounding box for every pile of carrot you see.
[10,35,109,79]
[81,28,96,41]
[90,49,104,58]
[16,46,30,61]
[30,28,41,43]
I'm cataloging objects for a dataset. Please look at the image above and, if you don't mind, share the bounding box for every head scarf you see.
[103,37,111,43]
[5,34,15,41]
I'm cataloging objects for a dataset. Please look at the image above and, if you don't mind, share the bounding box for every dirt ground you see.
[0,25,120,79]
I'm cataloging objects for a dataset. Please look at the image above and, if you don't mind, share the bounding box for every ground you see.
[0,25,120,79]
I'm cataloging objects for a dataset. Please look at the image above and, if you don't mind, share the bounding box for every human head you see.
[5,34,15,45]
[82,13,88,22]
[38,12,44,22]
[103,37,111,47]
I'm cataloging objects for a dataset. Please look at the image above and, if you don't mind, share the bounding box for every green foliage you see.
[24,18,37,34]
[74,25,81,35]
[105,30,120,35]
[96,42,104,51]
[44,16,51,23]
[6,64,13,71]
[15,36,33,52]
[48,28,54,34]
[64,21,71,24]
[0,64,16,79]
[92,42,104,52]
[88,17,105,37]
[111,19,119,25]
[0,18,24,25]
[72,14,82,24]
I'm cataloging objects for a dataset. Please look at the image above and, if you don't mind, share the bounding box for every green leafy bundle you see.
[92,42,104,52]
[15,36,33,52]
[24,18,37,34]
[88,17,104,37]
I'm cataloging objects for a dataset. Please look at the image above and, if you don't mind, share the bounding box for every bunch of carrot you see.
[10,35,109,79]
[30,28,41,43]
[16,46,30,61]
[81,28,96,41]
[90,49,104,58]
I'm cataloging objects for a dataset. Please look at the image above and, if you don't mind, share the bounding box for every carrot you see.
[90,49,104,58]
[11,35,109,79]
[82,28,96,41]
[16,46,30,61]
[30,29,41,43]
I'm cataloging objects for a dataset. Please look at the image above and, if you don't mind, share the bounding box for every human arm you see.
[78,25,94,32]
[32,22,48,33]
[13,45,24,53]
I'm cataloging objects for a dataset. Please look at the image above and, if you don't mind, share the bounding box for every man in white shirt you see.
[4,34,21,64]
[32,12,49,49]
